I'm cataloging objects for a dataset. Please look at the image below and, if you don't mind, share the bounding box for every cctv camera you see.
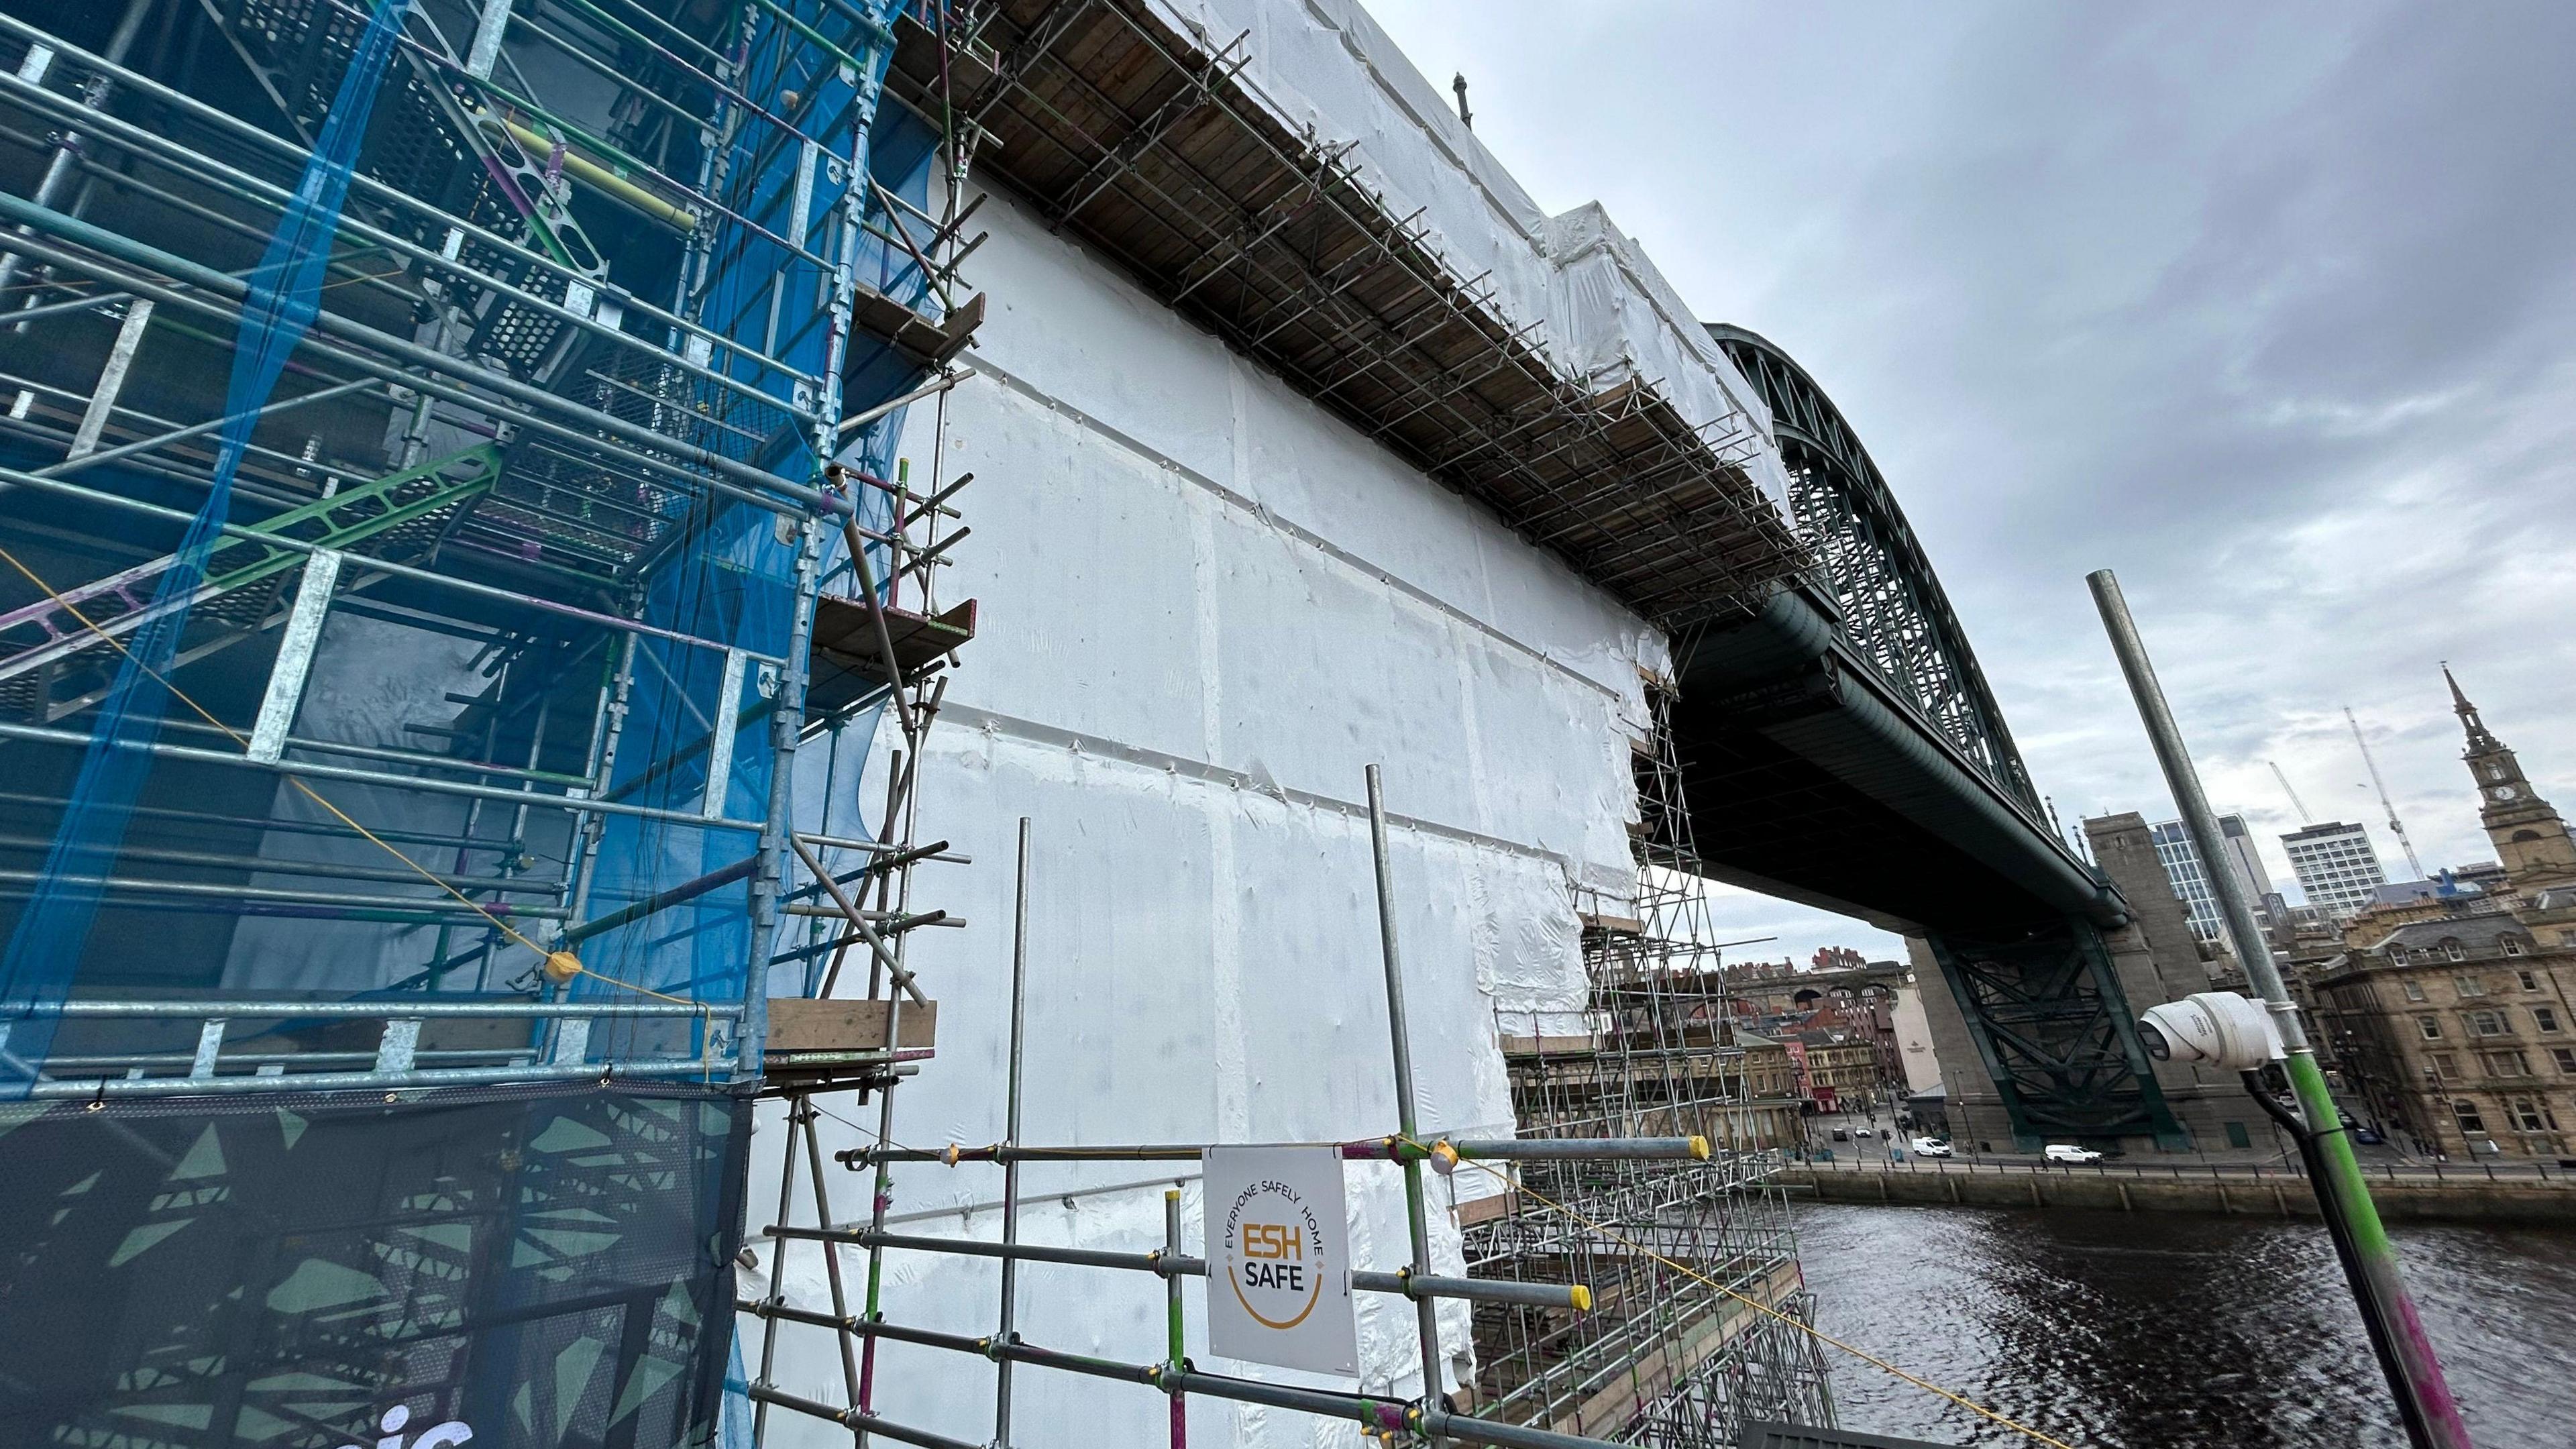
[2138,992,2284,1071]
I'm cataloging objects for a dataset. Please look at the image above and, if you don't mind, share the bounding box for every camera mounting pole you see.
[2090,568,2468,1449]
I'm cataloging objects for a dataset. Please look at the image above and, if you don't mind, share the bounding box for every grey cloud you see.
[1364,0,2576,937]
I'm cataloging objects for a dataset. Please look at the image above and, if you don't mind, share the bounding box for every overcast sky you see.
[1358,0,2576,967]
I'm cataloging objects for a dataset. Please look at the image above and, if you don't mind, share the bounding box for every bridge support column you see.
[1916,918,2190,1152]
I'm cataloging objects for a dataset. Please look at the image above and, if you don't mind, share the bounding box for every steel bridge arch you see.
[1684,324,2188,1149]
[1707,324,2041,816]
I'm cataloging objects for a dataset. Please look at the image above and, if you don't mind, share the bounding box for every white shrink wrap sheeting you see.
[745,4,1784,1443]
[753,187,1642,1446]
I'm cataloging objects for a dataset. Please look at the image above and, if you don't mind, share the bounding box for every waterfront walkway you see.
[1781,1152,2576,1223]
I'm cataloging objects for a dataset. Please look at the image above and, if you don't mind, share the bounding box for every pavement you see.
[1791,1107,2445,1173]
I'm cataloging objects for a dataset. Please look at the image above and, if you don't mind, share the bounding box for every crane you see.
[2267,760,2315,825]
[2345,706,2427,879]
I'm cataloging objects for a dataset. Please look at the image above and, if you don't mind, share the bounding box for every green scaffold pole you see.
[2090,568,2469,1449]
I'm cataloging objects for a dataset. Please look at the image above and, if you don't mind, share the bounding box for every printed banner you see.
[1202,1145,1357,1376]
[0,1081,751,1449]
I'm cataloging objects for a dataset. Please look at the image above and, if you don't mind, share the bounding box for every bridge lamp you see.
[2137,991,2285,1071]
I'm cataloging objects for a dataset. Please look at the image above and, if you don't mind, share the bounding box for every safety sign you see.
[1201,1145,1358,1375]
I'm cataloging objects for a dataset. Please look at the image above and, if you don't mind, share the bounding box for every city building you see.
[1717,955,1917,1113]
[1728,1030,1805,1152]
[2310,910,2575,1158]
[2284,820,2392,918]
[1787,1006,1897,1116]
[2151,814,2277,942]
[1721,953,1907,1018]
[2309,670,2576,1158]
[2369,877,2479,909]
[2455,861,2512,897]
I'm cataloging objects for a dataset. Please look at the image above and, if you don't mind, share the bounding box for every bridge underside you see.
[1675,589,2187,1148]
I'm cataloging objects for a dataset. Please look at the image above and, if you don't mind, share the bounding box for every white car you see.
[2043,1144,2102,1164]
[1910,1137,1953,1158]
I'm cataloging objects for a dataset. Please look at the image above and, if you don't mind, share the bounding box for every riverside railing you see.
[1789,1152,2576,1186]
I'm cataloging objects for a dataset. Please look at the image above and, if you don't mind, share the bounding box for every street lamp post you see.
[2422,1062,2453,1159]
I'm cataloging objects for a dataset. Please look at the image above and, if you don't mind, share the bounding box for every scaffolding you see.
[741,767,1785,1449]
[732,714,1836,1449]
[1466,682,1837,1446]
[0,0,977,1442]
[1,2,1842,1446]
[877,1,1807,634]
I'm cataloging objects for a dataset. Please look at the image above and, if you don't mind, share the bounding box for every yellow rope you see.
[1433,1142,2084,1449]
[0,541,696,1010]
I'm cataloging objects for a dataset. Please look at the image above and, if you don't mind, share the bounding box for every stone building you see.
[1719,958,1918,1116]
[2449,666,2576,892]
[2309,671,2576,1158]
[1721,955,1906,1016]
[2311,911,2574,1157]
[1725,1030,1805,1152]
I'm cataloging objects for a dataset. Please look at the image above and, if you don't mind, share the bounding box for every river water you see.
[1790,1201,2575,1448]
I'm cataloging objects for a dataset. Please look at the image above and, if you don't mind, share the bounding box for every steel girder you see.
[1923,920,2187,1148]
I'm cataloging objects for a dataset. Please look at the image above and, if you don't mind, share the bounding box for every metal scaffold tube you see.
[762,1223,1592,1310]
[1462,678,1834,1443]
[837,1134,1711,1166]
[739,1299,1652,1449]
[1366,761,1452,1440]
[2089,569,2469,1449]
[996,815,1032,1447]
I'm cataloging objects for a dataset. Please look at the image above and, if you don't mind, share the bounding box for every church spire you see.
[2447,663,2576,891]
[2444,662,2500,753]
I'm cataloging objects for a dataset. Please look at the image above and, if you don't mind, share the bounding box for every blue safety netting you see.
[570,0,940,1075]
[0,0,415,1095]
[0,1,945,1436]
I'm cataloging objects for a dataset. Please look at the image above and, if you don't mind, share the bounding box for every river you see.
[1790,1201,2575,1448]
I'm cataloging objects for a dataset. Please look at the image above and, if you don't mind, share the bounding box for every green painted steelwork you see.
[1690,325,2184,1148]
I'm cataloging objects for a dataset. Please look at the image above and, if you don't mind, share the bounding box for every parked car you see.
[1911,1137,1953,1158]
[2043,1143,2103,1164]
